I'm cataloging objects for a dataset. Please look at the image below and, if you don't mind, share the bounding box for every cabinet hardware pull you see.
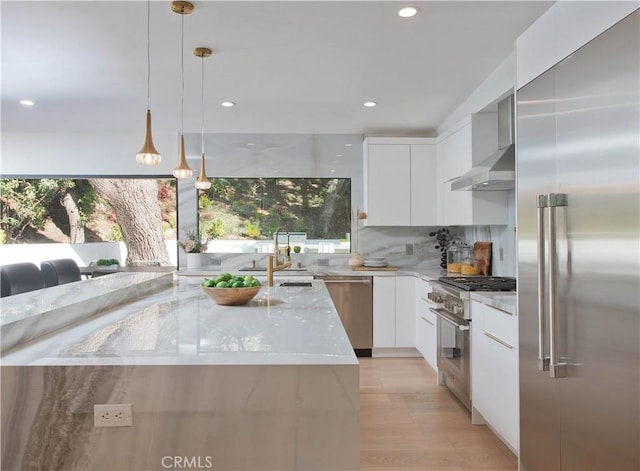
[482,303,513,316]
[420,315,434,326]
[484,332,513,349]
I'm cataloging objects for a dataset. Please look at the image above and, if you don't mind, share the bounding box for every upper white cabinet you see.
[516,2,638,88]
[436,115,509,226]
[363,137,437,226]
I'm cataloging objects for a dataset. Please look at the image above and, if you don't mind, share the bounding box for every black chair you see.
[40,258,82,288]
[0,262,45,297]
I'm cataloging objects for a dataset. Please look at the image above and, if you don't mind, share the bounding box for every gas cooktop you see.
[438,276,516,292]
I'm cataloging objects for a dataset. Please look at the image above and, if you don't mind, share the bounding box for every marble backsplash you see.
[197,220,516,276]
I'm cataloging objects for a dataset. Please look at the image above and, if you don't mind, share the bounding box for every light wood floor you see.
[359,357,517,471]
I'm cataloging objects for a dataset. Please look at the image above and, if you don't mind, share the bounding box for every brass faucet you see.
[267,227,291,287]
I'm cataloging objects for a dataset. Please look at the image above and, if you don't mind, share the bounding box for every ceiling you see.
[2,1,553,138]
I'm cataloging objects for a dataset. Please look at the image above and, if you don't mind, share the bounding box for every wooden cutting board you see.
[473,242,492,276]
[350,265,398,271]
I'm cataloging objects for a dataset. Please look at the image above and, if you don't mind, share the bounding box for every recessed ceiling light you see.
[344,143,353,147]
[336,154,343,158]
[221,101,235,107]
[397,6,418,18]
[364,101,377,108]
[330,169,336,173]
[273,169,279,173]
[247,142,255,146]
[20,99,35,106]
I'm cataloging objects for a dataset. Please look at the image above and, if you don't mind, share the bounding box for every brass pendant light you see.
[136,0,161,166]
[194,47,213,190]
[172,1,194,179]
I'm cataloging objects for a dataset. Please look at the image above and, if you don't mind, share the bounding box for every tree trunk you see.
[61,191,85,243]
[318,179,349,238]
[88,179,171,266]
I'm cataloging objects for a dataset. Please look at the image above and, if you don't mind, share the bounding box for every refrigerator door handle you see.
[536,194,549,371]
[548,193,568,379]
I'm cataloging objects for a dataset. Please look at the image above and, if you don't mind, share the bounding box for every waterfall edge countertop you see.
[1,276,357,367]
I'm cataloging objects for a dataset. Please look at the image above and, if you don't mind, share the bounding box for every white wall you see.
[1,131,178,176]
[437,54,515,136]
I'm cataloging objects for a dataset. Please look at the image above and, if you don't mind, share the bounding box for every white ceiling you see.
[2,1,553,138]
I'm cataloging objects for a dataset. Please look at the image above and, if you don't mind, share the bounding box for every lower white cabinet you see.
[415,278,437,371]
[471,299,519,453]
[395,276,415,348]
[373,276,415,349]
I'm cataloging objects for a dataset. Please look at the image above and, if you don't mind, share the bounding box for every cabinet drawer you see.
[473,300,517,349]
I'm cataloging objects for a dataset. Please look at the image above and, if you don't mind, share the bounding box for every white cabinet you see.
[471,299,519,453]
[410,144,438,226]
[372,276,416,349]
[363,137,437,226]
[436,116,509,226]
[415,278,437,371]
[373,276,396,348]
[395,276,415,348]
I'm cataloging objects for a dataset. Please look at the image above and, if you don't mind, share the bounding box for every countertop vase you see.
[187,253,202,270]
[348,252,364,267]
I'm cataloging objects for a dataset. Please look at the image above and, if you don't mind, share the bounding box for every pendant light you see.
[172,1,194,179]
[136,0,161,166]
[194,47,212,190]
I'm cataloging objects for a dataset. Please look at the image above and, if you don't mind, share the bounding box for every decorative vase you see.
[187,253,202,270]
[348,252,364,267]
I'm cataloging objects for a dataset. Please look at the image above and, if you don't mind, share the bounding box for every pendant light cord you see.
[201,56,205,155]
[146,0,151,110]
[180,13,185,135]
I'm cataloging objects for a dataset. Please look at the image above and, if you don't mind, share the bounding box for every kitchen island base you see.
[1,275,359,471]
[2,363,358,471]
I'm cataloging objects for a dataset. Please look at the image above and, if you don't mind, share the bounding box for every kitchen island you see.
[1,274,359,471]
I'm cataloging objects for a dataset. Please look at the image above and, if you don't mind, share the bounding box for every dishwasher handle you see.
[320,279,371,284]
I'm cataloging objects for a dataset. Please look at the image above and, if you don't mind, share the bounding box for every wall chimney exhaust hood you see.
[451,95,515,191]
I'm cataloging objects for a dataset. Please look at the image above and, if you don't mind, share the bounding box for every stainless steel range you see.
[428,276,516,410]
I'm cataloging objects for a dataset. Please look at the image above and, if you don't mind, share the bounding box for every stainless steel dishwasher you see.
[315,275,373,357]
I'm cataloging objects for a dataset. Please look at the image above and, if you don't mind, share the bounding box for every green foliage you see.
[197,177,351,241]
[0,179,68,241]
[202,219,225,239]
[108,224,123,241]
[199,193,214,209]
[230,201,257,219]
[96,258,120,266]
[243,220,262,238]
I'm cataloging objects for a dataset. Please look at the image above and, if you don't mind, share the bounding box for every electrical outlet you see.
[499,248,504,261]
[405,244,414,256]
[94,404,133,427]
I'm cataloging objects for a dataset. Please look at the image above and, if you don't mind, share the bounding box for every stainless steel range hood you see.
[451,95,515,191]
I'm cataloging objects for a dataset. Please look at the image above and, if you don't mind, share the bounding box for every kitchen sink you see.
[279,281,313,287]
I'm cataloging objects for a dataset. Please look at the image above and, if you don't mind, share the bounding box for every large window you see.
[198,178,351,253]
[0,178,176,245]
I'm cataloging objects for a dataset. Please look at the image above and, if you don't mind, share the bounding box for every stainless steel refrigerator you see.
[516,10,639,471]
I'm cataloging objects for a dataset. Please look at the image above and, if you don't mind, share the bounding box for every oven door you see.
[431,307,471,410]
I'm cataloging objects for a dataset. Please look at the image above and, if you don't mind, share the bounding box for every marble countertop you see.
[470,291,518,315]
[180,266,446,281]
[1,278,357,367]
